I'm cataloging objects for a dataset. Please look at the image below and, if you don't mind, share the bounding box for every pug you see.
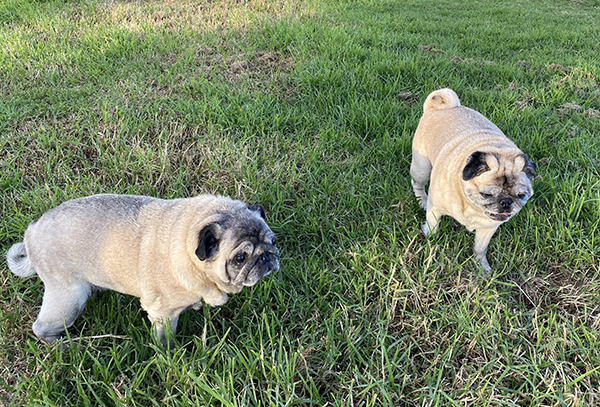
[410,88,536,271]
[6,194,280,346]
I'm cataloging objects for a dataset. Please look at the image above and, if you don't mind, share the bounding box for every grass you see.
[1,0,599,405]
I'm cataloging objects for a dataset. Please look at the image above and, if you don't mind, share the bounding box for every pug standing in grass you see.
[411,88,536,271]
[7,194,279,346]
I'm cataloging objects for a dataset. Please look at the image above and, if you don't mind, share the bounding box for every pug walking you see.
[7,194,280,345]
[411,88,536,271]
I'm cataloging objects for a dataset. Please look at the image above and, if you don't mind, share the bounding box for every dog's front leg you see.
[473,227,499,272]
[146,309,183,348]
[423,202,443,236]
[152,315,180,348]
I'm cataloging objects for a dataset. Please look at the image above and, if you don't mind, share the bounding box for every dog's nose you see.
[259,252,271,263]
[500,198,513,208]
[259,248,280,263]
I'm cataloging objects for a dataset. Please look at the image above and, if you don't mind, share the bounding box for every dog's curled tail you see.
[6,242,37,277]
[423,88,461,112]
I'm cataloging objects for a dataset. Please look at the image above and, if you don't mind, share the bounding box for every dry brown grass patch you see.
[196,48,296,91]
[101,0,314,33]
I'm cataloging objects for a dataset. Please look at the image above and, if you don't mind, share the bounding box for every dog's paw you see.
[205,291,229,307]
[479,257,491,273]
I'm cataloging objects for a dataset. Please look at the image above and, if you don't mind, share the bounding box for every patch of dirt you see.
[555,103,600,120]
[556,102,582,116]
[418,43,446,55]
[196,48,296,92]
[418,43,494,65]
[517,60,532,68]
[584,108,600,119]
[547,63,572,75]
[519,264,599,319]
[397,91,414,103]
[515,90,534,110]
[546,64,597,90]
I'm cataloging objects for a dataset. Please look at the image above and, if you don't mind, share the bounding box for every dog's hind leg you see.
[410,150,432,209]
[32,282,91,343]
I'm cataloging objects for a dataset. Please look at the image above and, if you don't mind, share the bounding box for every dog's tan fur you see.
[411,88,536,271]
[7,194,279,345]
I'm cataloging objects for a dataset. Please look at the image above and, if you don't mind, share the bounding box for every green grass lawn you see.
[1,0,599,405]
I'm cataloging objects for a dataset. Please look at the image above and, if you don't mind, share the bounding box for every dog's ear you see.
[247,204,266,219]
[522,154,537,180]
[463,151,490,181]
[196,223,219,261]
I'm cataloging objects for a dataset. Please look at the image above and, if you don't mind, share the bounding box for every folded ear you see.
[462,151,490,181]
[522,154,537,180]
[196,223,220,261]
[247,204,266,219]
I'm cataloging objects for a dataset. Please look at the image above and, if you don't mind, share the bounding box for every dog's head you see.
[462,151,536,222]
[195,204,279,291]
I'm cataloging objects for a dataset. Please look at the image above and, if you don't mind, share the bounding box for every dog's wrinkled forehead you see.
[481,153,519,174]
[487,175,518,192]
[217,209,275,245]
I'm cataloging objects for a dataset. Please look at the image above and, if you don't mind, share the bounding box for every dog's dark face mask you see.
[463,151,536,222]
[196,204,280,288]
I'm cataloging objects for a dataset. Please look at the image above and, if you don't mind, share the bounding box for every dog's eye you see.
[480,192,493,199]
[517,193,527,200]
[234,253,246,264]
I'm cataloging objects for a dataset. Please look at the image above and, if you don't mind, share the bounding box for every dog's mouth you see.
[241,264,279,287]
[486,212,511,222]
[231,252,279,287]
